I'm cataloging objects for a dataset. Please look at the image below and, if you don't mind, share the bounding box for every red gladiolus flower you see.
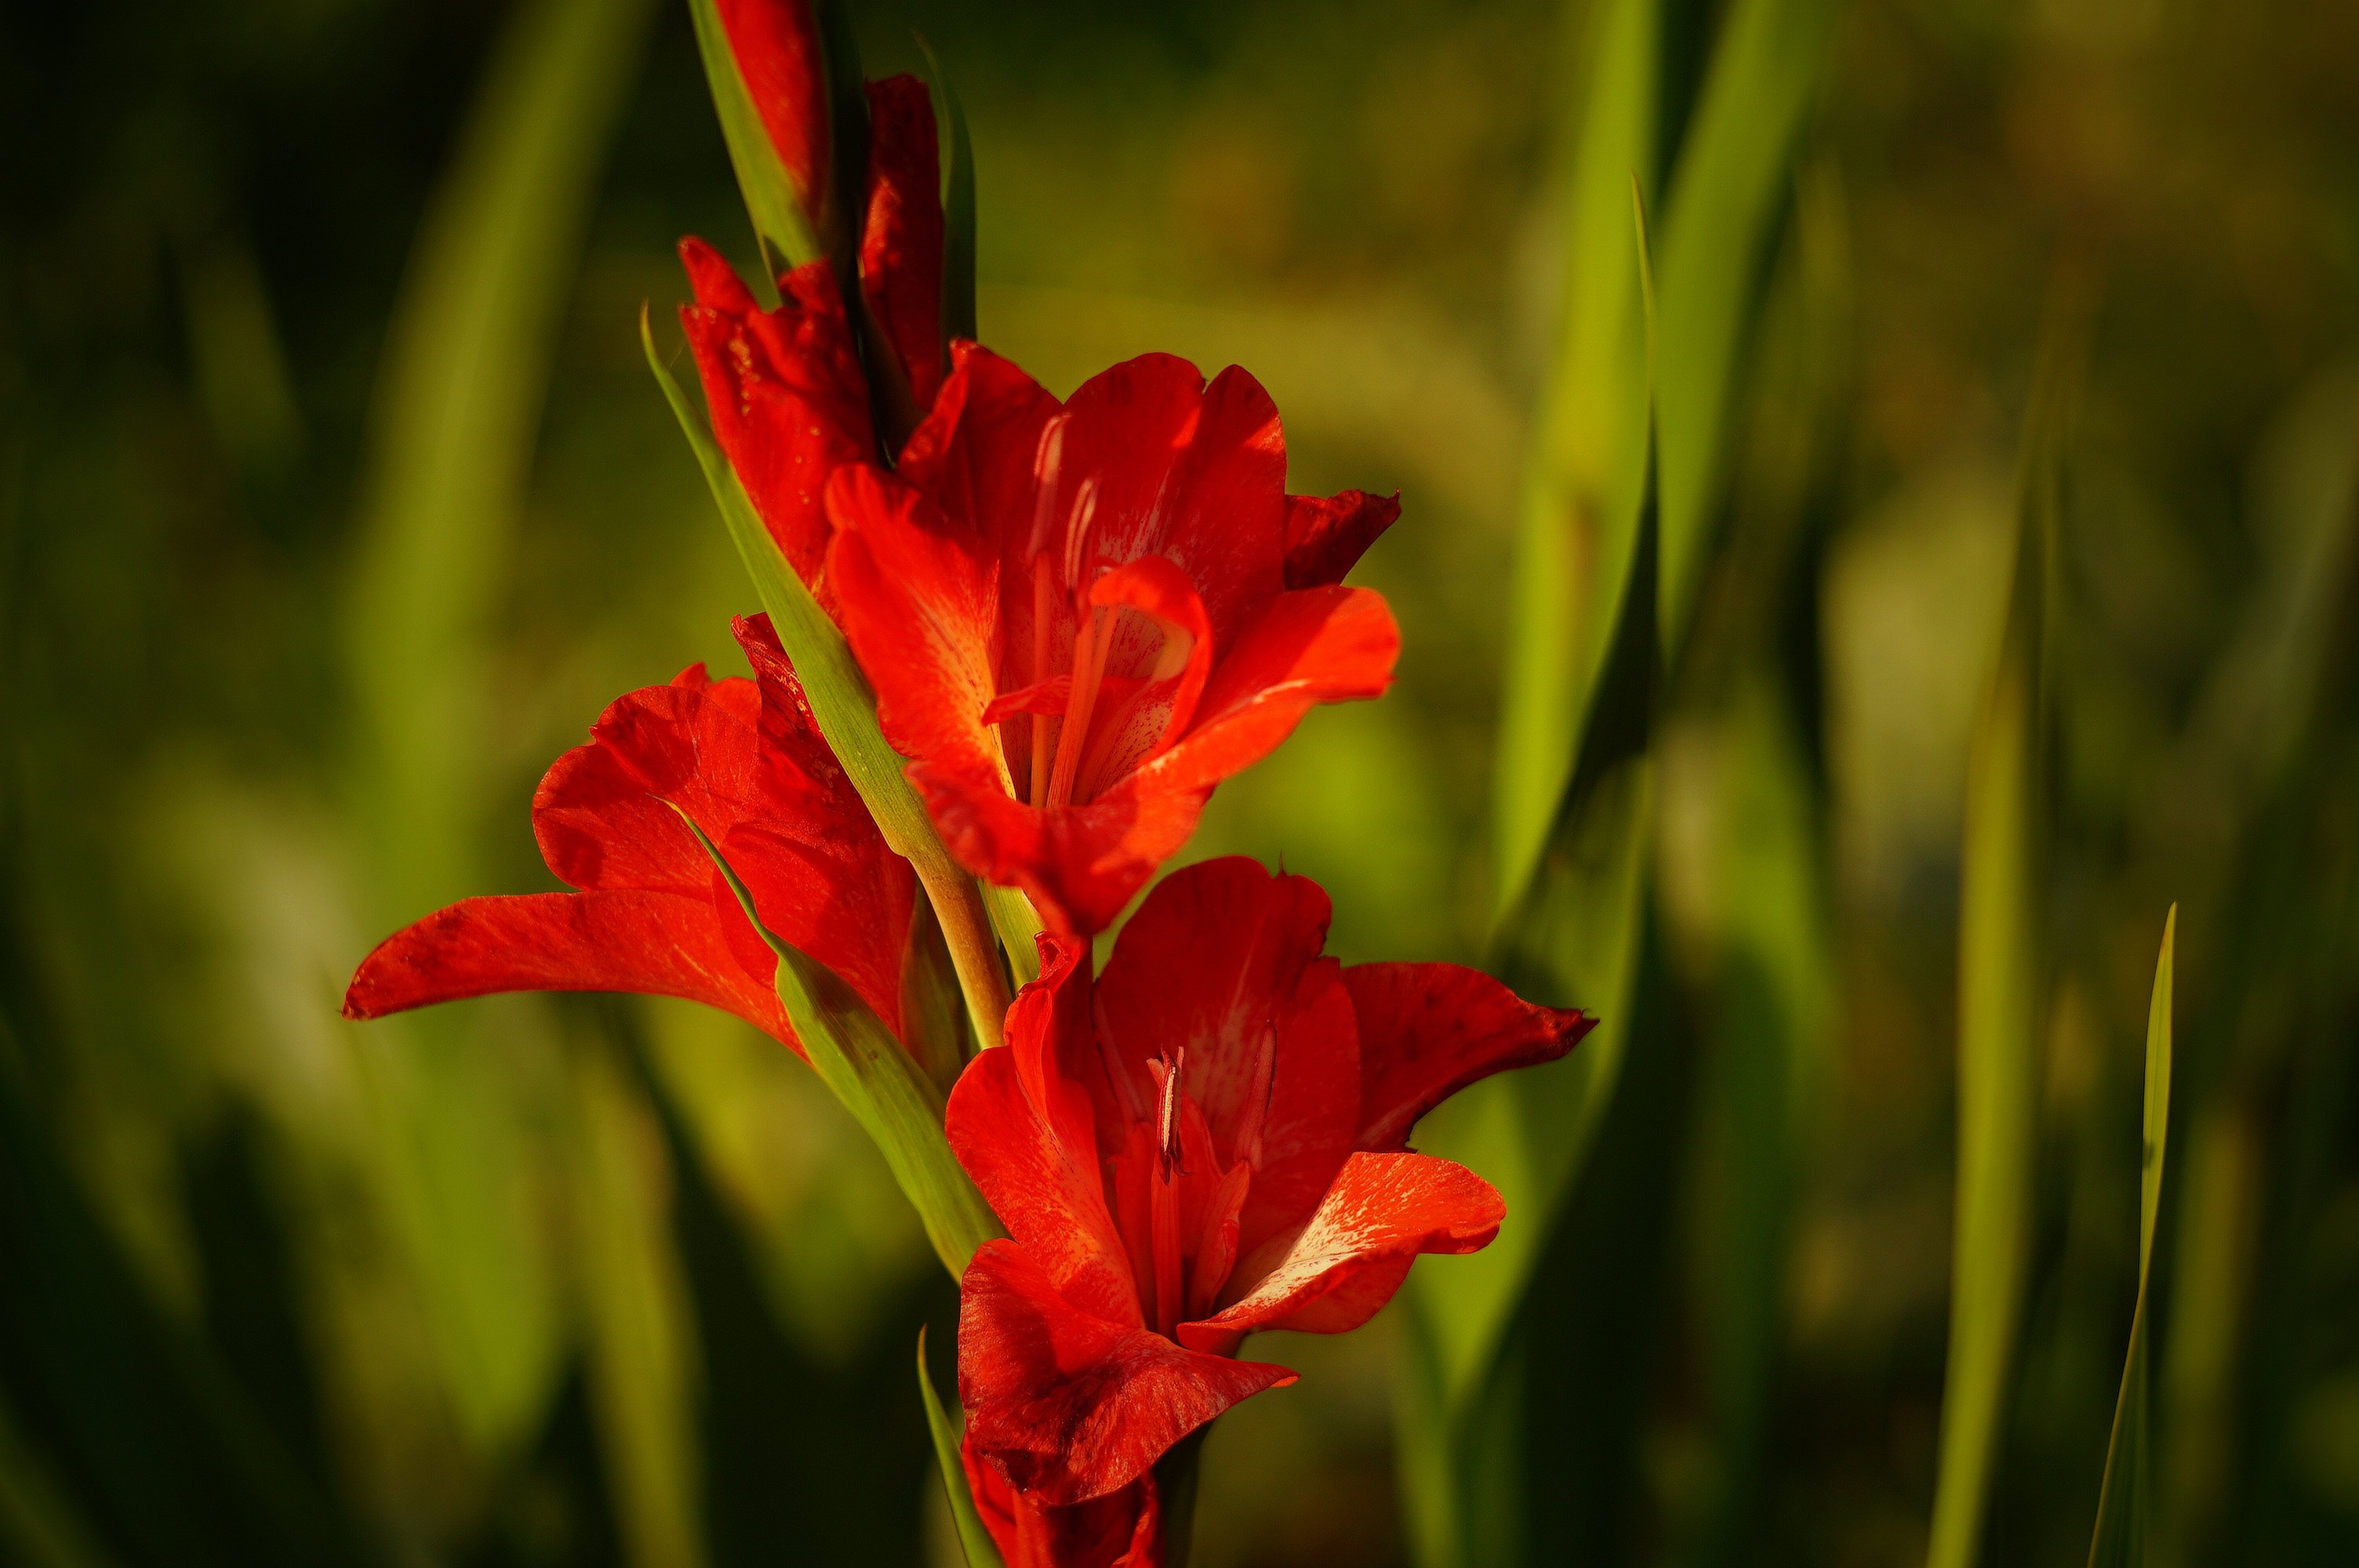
[947,857,1592,1540]
[343,615,914,1057]
[824,350,1405,934]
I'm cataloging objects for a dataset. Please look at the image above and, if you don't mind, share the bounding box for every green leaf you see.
[671,807,1002,1278]
[640,307,1012,1052]
[1399,164,1663,1568]
[683,0,823,281]
[1653,0,1845,647]
[340,0,656,1457]
[1490,0,1659,919]
[915,36,979,343]
[1925,323,2073,1568]
[918,1327,1005,1568]
[2087,908,2175,1568]
[565,1037,708,1568]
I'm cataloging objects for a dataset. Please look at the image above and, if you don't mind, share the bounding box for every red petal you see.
[947,942,1140,1329]
[1057,358,1286,648]
[958,1240,1293,1505]
[1086,555,1212,762]
[823,465,1005,784]
[907,762,1202,937]
[713,0,828,210]
[859,74,945,430]
[1140,585,1399,797]
[1346,964,1594,1150]
[533,678,758,898]
[343,891,794,1049]
[1096,858,1358,1257]
[896,343,1063,565]
[678,242,874,603]
[1181,1151,1503,1351]
[1282,488,1400,588]
[962,1433,1161,1568]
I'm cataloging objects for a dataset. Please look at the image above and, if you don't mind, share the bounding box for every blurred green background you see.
[3,0,2357,1565]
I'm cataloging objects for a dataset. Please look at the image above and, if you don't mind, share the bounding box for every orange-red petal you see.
[958,1240,1294,1506]
[1345,963,1595,1151]
[1180,1151,1503,1352]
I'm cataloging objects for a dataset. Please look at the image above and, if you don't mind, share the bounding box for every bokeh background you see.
[3,0,2357,1565]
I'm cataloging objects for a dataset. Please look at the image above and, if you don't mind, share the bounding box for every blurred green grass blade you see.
[640,308,1012,1051]
[569,1035,709,1568]
[918,1327,1005,1568]
[2088,908,2175,1568]
[0,1387,118,1568]
[684,0,823,278]
[0,1036,374,1564]
[1926,328,2070,1568]
[1491,0,1659,918]
[1653,0,1845,647]
[1407,402,1659,1504]
[916,37,979,344]
[673,808,1002,1277]
[341,0,654,1457]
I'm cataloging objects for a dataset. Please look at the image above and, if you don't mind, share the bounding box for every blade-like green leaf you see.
[918,1327,1005,1568]
[1490,0,1659,918]
[567,1036,708,1568]
[1398,158,1663,1568]
[341,0,655,1457]
[2088,907,2175,1568]
[1925,322,2071,1568]
[1653,0,1845,647]
[672,808,1002,1277]
[683,0,823,281]
[641,307,1012,1052]
[915,36,979,343]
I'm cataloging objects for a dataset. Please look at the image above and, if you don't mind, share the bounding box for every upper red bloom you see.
[678,66,947,593]
[824,350,1405,934]
[714,0,830,221]
[343,616,914,1058]
[948,857,1592,1544]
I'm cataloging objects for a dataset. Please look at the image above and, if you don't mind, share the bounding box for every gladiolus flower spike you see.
[948,857,1594,1560]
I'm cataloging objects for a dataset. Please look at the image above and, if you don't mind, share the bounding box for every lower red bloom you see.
[343,615,914,1057]
[962,1434,1161,1568]
[948,857,1592,1530]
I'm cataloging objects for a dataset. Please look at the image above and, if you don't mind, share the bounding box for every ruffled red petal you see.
[962,1433,1162,1568]
[1095,858,1360,1255]
[678,241,874,603]
[1281,488,1400,588]
[1345,963,1595,1151]
[822,465,1004,780]
[958,1240,1293,1506]
[1134,585,1400,799]
[947,940,1140,1329]
[859,74,944,431]
[342,890,793,1044]
[1180,1151,1503,1352]
[712,0,829,210]
[345,627,912,1051]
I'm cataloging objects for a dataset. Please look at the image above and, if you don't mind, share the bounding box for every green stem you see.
[916,858,1012,1053]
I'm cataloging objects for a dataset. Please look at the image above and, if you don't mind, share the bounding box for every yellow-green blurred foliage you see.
[2,1,2355,1566]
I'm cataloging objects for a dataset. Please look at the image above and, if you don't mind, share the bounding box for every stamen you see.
[1155,1046,1188,1181]
[1023,415,1071,560]
[1028,554,1056,805]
